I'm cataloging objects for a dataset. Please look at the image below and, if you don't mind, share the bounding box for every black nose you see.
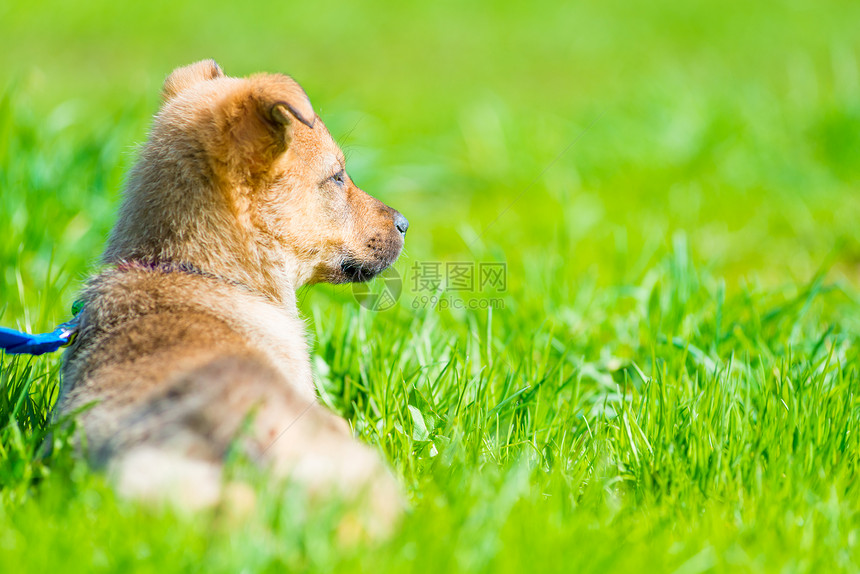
[394,212,409,235]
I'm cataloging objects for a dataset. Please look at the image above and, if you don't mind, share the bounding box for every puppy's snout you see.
[393,212,409,235]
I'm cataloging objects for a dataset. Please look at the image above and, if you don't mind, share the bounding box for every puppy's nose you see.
[394,212,409,235]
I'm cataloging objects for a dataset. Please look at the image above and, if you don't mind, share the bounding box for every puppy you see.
[58,60,408,528]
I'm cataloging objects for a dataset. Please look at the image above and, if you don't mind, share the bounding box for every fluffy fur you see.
[58,60,408,531]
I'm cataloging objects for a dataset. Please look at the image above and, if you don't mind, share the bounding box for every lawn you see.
[2,0,860,571]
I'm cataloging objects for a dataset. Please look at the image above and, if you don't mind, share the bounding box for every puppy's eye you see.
[330,170,346,187]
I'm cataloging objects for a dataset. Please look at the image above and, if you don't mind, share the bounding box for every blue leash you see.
[0,261,228,357]
[0,302,83,356]
[2,262,231,357]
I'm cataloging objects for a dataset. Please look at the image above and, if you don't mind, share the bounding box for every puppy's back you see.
[60,266,401,528]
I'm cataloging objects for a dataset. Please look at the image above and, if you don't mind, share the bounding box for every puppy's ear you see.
[162,60,224,101]
[219,75,315,177]
[263,76,315,130]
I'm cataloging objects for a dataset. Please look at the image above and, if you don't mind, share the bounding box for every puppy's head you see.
[110,60,407,297]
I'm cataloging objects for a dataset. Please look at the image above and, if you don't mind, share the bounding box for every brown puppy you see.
[58,61,408,527]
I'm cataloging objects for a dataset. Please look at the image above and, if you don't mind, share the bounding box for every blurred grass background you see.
[1,0,860,572]
[3,0,860,318]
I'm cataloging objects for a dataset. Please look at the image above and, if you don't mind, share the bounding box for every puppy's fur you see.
[58,61,407,525]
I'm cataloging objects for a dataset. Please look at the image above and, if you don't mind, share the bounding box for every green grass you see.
[2,0,860,571]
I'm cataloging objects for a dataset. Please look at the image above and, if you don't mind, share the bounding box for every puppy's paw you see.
[110,446,224,511]
[307,443,404,541]
[264,433,405,540]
